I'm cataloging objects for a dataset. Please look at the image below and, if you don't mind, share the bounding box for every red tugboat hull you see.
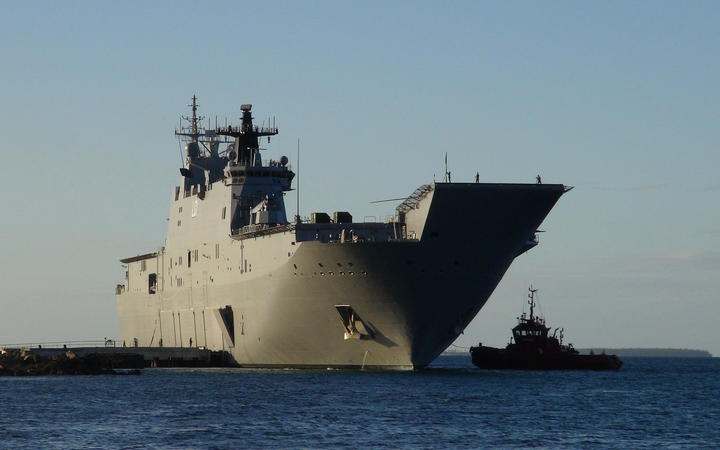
[469,345,623,371]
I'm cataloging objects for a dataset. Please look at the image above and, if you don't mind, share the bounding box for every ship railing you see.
[296,222,410,243]
[229,221,415,242]
[230,223,295,240]
[1,339,118,350]
[396,184,433,214]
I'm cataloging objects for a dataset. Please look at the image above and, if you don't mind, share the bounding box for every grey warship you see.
[115,97,570,369]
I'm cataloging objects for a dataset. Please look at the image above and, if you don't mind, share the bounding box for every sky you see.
[1,1,719,355]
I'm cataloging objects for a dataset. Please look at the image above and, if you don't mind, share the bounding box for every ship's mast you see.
[174,95,212,188]
[215,104,278,166]
[528,285,538,321]
[176,95,205,143]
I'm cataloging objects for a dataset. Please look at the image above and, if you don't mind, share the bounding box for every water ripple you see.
[1,357,718,448]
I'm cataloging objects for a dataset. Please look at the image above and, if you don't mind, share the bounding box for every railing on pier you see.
[1,339,118,350]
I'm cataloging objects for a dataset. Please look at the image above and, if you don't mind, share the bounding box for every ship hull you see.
[469,345,623,371]
[117,183,566,369]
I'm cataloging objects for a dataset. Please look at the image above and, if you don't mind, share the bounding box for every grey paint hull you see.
[117,183,566,369]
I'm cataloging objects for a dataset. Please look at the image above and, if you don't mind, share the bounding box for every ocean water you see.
[2,356,718,449]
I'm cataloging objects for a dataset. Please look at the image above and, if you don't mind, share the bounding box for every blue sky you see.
[1,1,719,355]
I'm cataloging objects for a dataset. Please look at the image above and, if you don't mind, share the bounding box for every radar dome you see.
[280,155,289,166]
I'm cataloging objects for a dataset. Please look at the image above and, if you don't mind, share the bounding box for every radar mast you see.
[528,285,538,321]
[214,104,278,166]
[175,95,205,142]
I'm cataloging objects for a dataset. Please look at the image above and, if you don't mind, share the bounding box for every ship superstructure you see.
[116,97,570,369]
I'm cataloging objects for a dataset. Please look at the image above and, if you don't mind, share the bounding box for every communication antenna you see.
[444,153,447,182]
[528,285,538,321]
[295,138,300,223]
[443,152,451,182]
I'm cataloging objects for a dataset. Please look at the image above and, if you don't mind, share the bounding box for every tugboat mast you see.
[528,285,538,321]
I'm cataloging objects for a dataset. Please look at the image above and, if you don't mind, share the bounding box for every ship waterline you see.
[116,99,568,369]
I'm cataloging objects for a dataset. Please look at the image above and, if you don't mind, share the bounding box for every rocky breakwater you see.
[0,348,141,376]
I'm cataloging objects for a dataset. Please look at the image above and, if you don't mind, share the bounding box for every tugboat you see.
[470,287,622,370]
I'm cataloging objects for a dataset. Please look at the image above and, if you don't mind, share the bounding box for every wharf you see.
[2,344,232,369]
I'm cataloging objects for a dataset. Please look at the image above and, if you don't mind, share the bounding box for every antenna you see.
[444,153,448,182]
[370,197,407,204]
[528,285,538,321]
[443,153,451,182]
[295,138,300,223]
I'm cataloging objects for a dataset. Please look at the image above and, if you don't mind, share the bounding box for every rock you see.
[0,349,141,376]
